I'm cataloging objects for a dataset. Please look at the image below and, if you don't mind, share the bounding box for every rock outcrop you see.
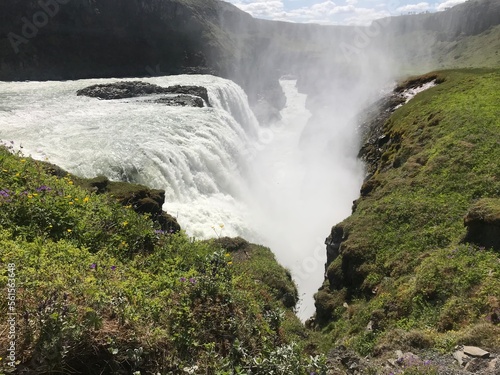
[151,95,205,108]
[85,176,181,234]
[463,198,500,251]
[77,81,209,107]
[325,224,345,267]
[163,85,209,104]
[77,81,173,100]
[357,74,441,186]
[41,165,181,234]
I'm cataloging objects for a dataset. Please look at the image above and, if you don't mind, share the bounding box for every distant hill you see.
[378,0,500,72]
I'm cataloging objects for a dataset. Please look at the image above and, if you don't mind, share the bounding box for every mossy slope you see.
[0,146,324,374]
[315,68,500,354]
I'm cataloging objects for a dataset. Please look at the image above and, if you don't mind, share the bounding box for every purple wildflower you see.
[189,278,196,284]
[90,263,97,270]
[154,229,165,235]
[0,189,10,198]
[110,265,117,271]
[180,277,186,282]
[424,360,431,366]
[36,185,52,192]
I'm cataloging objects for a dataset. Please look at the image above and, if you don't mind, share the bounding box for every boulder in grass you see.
[463,346,490,359]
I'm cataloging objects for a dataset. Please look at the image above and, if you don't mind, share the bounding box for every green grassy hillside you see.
[0,146,326,374]
[433,25,500,69]
[314,68,500,355]
[391,24,500,75]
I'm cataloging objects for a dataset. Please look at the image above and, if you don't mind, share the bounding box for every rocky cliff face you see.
[0,0,261,78]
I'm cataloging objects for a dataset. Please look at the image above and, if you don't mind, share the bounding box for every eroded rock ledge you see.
[357,73,442,183]
[42,162,180,235]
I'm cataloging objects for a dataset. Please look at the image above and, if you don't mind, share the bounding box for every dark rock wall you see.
[0,0,220,80]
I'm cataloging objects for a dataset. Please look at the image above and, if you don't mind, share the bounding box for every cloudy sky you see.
[224,0,468,25]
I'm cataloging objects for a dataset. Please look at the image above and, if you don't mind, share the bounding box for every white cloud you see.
[285,1,357,21]
[234,0,285,18]
[343,7,391,24]
[396,2,430,12]
[435,0,467,11]
[225,0,465,26]
[227,0,391,25]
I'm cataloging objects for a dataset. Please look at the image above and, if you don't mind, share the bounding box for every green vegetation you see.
[316,68,500,354]
[392,25,500,76]
[432,25,500,70]
[0,145,325,374]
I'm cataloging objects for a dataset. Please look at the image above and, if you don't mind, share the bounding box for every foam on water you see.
[0,75,257,238]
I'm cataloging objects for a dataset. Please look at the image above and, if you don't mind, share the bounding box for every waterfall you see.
[0,75,257,238]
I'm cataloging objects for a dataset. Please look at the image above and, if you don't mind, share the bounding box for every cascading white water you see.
[0,75,258,238]
[0,74,365,321]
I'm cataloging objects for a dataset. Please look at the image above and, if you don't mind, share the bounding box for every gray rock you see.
[77,81,210,106]
[151,95,205,107]
[162,85,210,104]
[454,350,471,367]
[77,81,169,99]
[463,346,490,359]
